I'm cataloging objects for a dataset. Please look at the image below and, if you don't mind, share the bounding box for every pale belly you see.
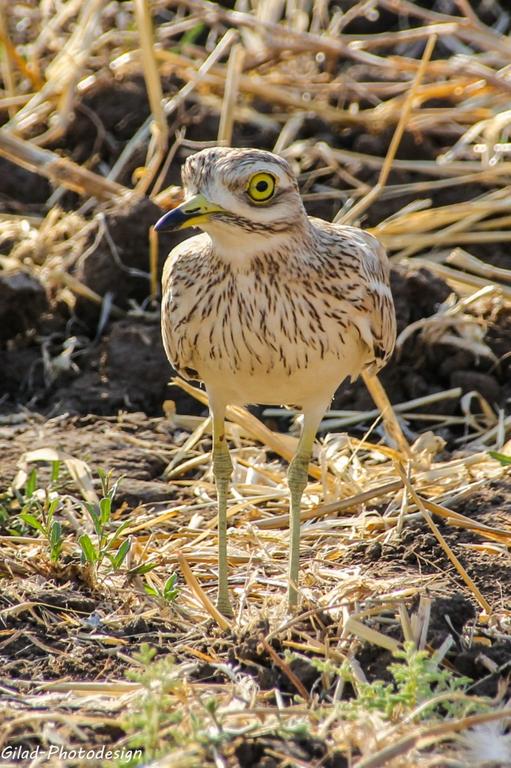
[163,260,371,408]
[192,338,367,408]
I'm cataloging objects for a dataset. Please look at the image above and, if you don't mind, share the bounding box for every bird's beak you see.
[154,193,225,232]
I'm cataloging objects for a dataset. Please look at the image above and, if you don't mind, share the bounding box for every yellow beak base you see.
[154,194,225,232]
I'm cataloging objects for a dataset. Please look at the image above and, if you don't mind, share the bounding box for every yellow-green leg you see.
[211,402,234,617]
[287,405,326,609]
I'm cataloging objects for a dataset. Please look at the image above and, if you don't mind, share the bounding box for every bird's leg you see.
[287,407,325,609]
[211,404,234,617]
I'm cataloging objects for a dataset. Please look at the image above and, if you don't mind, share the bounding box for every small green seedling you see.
[128,562,158,577]
[489,450,511,466]
[79,471,131,574]
[19,466,64,562]
[144,573,179,603]
[173,21,206,51]
[119,644,182,765]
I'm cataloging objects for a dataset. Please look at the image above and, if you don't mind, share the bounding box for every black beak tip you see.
[154,208,187,232]
[154,214,171,232]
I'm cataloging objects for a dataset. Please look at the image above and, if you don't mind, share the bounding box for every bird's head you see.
[154,147,308,255]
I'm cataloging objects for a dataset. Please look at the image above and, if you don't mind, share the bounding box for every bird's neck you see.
[204,219,313,270]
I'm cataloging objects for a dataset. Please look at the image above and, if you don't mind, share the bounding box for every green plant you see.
[119,644,183,765]
[0,500,9,527]
[386,643,465,715]
[143,573,179,603]
[173,21,206,51]
[313,642,478,722]
[18,465,64,562]
[489,450,511,466]
[10,464,131,573]
[79,470,131,574]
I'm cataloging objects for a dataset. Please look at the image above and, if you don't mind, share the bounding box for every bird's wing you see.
[351,229,396,374]
[160,233,212,373]
[314,223,396,374]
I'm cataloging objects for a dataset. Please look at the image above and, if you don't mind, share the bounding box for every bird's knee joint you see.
[213,443,233,481]
[288,454,309,494]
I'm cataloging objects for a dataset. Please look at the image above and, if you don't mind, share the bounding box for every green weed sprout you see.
[79,470,131,574]
[312,641,476,722]
[119,644,183,765]
[19,463,63,562]
[143,573,179,603]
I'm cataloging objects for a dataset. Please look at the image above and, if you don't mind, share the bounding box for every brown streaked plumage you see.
[155,147,396,616]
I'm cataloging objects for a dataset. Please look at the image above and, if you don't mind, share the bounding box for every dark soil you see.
[346,478,511,610]
[346,477,511,700]
[235,735,348,768]
[1,414,509,697]
[73,197,186,322]
[0,272,48,342]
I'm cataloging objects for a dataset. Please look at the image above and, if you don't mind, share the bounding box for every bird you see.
[154,147,396,617]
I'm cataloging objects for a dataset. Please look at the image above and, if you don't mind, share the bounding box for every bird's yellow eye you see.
[246,172,276,203]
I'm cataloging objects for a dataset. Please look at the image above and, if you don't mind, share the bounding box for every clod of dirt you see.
[390,267,452,334]
[31,316,202,417]
[426,595,476,647]
[354,595,477,694]
[47,369,110,415]
[74,197,184,327]
[0,157,50,213]
[354,128,437,163]
[450,370,501,404]
[46,318,172,415]
[438,350,476,378]
[104,319,171,411]
[356,645,394,684]
[112,479,171,508]
[451,479,511,521]
[0,345,42,398]
[487,305,511,377]
[235,735,348,768]
[454,641,511,697]
[229,623,322,696]
[62,75,151,167]
[0,271,48,342]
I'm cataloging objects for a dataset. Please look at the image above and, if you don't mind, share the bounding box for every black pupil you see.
[256,180,269,192]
